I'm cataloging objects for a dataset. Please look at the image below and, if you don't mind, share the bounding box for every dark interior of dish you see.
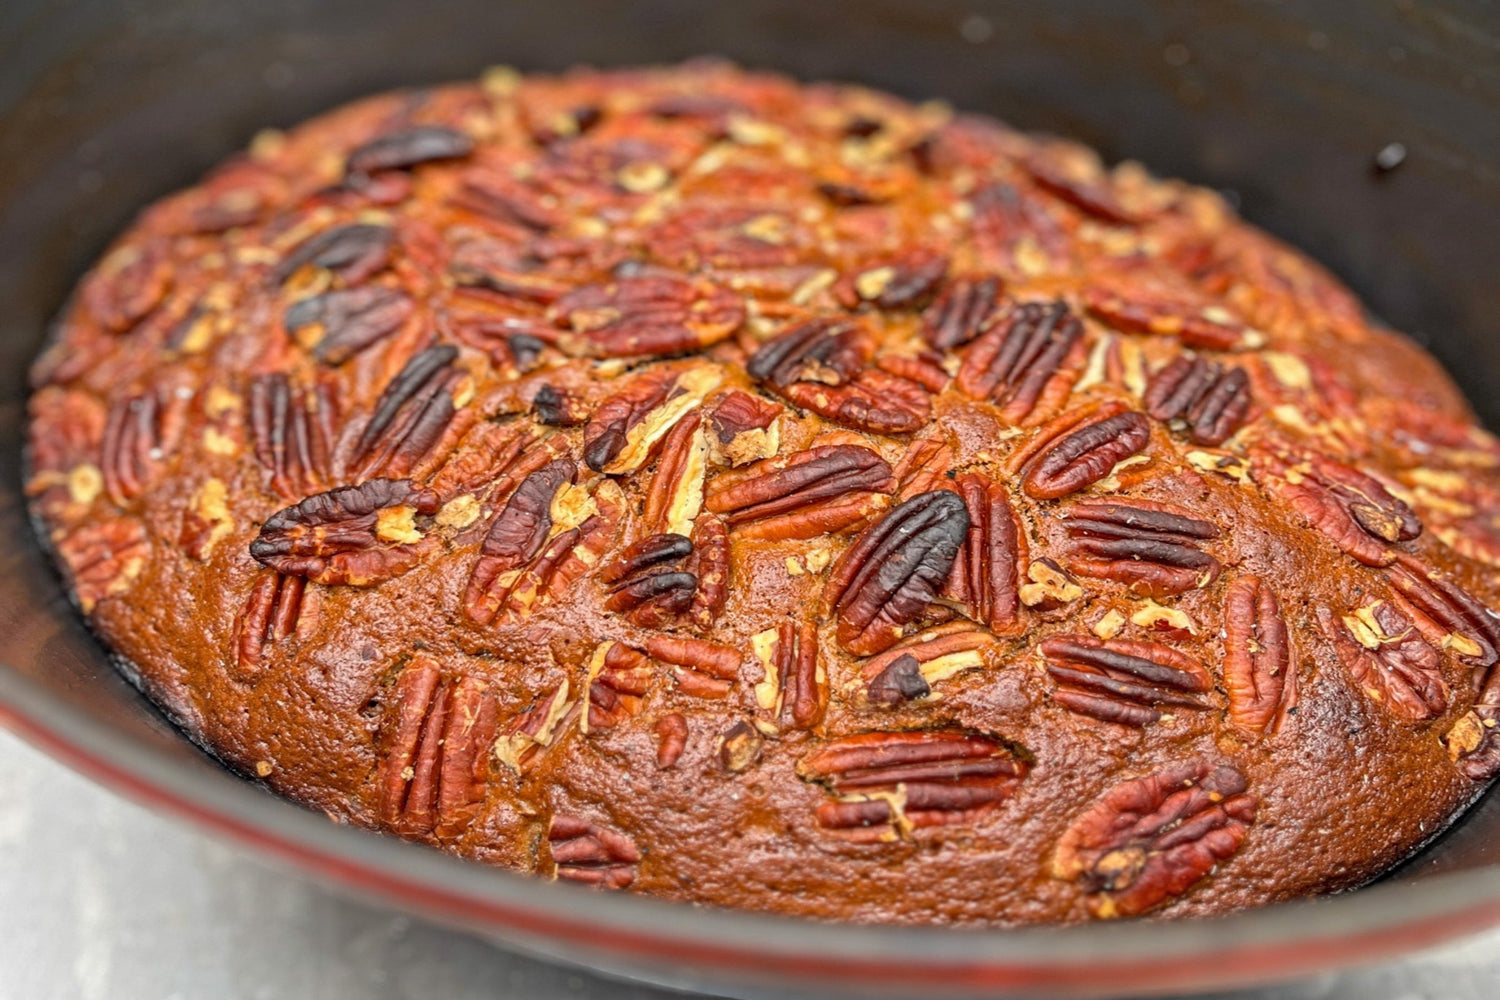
[1,0,1497,949]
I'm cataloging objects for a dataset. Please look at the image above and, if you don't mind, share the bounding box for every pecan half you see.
[1021,409,1151,500]
[1060,499,1221,596]
[751,621,824,730]
[685,514,730,628]
[946,474,1028,634]
[548,814,640,889]
[583,364,721,474]
[798,730,1028,841]
[600,532,698,628]
[271,222,392,286]
[234,572,310,677]
[1254,445,1421,567]
[1386,556,1500,668]
[1320,602,1447,721]
[970,181,1071,276]
[284,286,414,366]
[1054,761,1256,917]
[56,518,150,613]
[249,373,338,500]
[956,300,1084,424]
[551,275,745,358]
[100,391,161,506]
[863,625,993,705]
[1222,576,1296,734]
[824,490,971,656]
[250,478,439,586]
[705,390,781,467]
[349,345,465,481]
[346,125,474,177]
[83,241,172,332]
[705,444,893,540]
[921,275,1002,350]
[1041,636,1214,727]
[892,434,954,501]
[583,641,653,731]
[642,409,706,537]
[1144,355,1252,446]
[1082,287,1262,351]
[647,635,742,699]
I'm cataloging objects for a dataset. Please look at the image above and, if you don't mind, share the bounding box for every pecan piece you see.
[249,373,338,500]
[234,572,310,677]
[705,390,781,468]
[823,490,971,656]
[1144,355,1252,446]
[956,300,1084,424]
[719,720,764,772]
[1320,602,1448,721]
[862,625,993,705]
[1060,499,1221,596]
[842,253,948,310]
[530,384,589,427]
[551,275,745,358]
[1254,445,1421,567]
[1054,761,1256,918]
[684,514,730,628]
[250,478,440,586]
[494,680,578,773]
[1023,154,1140,225]
[378,660,499,839]
[1222,576,1296,734]
[654,713,689,769]
[946,474,1028,634]
[1082,287,1263,351]
[892,434,954,501]
[1386,556,1500,667]
[1041,636,1214,727]
[349,345,465,481]
[798,730,1028,842]
[56,517,150,613]
[1447,668,1500,781]
[271,222,392,286]
[1022,409,1151,500]
[750,621,824,731]
[83,241,172,332]
[705,444,894,540]
[583,642,653,732]
[921,275,1002,350]
[646,634,742,699]
[600,532,698,628]
[583,364,721,474]
[100,391,161,506]
[642,409,707,536]
[970,181,1071,276]
[548,815,639,889]
[284,286,414,366]
[346,125,474,177]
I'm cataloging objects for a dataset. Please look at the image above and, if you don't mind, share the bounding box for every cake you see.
[25,62,1500,925]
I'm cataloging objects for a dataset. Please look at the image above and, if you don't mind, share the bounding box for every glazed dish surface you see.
[25,62,1500,925]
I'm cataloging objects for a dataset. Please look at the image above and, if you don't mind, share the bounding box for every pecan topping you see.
[685,514,730,628]
[583,642,653,731]
[350,345,466,480]
[646,635,742,699]
[600,532,698,628]
[1320,602,1447,721]
[1143,355,1252,446]
[1386,556,1500,667]
[379,659,499,839]
[1082,287,1262,351]
[862,625,993,705]
[551,275,745,358]
[719,720,765,772]
[842,253,948,310]
[1041,636,1213,727]
[284,286,414,366]
[100,391,161,506]
[654,713,689,768]
[798,730,1028,841]
[346,125,475,177]
[705,444,894,540]
[956,300,1084,423]
[1054,761,1256,917]
[235,572,310,676]
[531,384,588,427]
[946,474,1028,634]
[1255,445,1421,566]
[495,680,578,773]
[1222,576,1296,734]
[705,390,781,467]
[249,374,338,500]
[824,490,971,655]
[642,409,707,536]
[1023,154,1140,225]
[583,364,721,474]
[891,434,954,501]
[250,478,439,586]
[450,167,563,232]
[271,222,392,285]
[83,241,171,331]
[1022,409,1151,500]
[56,518,150,613]
[751,621,824,731]
[971,181,1071,276]
[448,236,570,304]
[548,815,639,889]
[921,275,1002,350]
[1060,499,1221,596]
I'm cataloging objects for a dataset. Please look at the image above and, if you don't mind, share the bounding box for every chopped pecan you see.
[841,253,948,310]
[1254,445,1421,566]
[249,373,338,500]
[654,713,689,768]
[823,490,971,656]
[1019,557,1084,610]
[494,679,578,773]
[705,444,894,540]
[750,621,824,730]
[1223,576,1296,734]
[550,275,745,358]
[1041,635,1214,727]
[1320,602,1447,721]
[921,275,1002,350]
[378,660,499,839]
[642,409,707,536]
[548,814,639,889]
[798,730,1028,841]
[349,345,465,481]
[180,477,235,560]
[1143,355,1252,446]
[250,478,440,586]
[705,390,781,467]
[583,642,653,732]
[600,532,698,628]
[1386,556,1500,667]
[956,300,1084,424]
[56,517,150,613]
[1060,499,1221,597]
[271,222,392,286]
[346,125,474,177]
[1082,287,1262,351]
[1021,408,1151,500]
[863,625,993,705]
[284,286,414,366]
[719,720,765,772]
[234,572,310,676]
[583,364,721,474]
[100,391,161,506]
[1054,761,1256,917]
[646,634,742,699]
[891,434,954,501]
[946,474,1028,634]
[530,384,588,427]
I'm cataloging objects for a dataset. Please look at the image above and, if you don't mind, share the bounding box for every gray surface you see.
[0,728,1495,1000]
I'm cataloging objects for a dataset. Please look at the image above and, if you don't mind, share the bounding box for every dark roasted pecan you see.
[946,474,1028,634]
[530,384,589,427]
[583,641,653,731]
[1223,576,1296,734]
[56,517,150,613]
[642,409,706,537]
[583,364,721,474]
[654,713,689,769]
[551,275,745,358]
[1082,286,1262,351]
[379,659,499,839]
[1320,602,1447,721]
[250,478,440,586]
[1060,499,1221,596]
[798,730,1028,841]
[346,126,474,177]
[100,391,161,506]
[249,374,338,500]
[1144,355,1252,446]
[922,275,1002,350]
[349,345,464,481]
[646,635,742,699]
[862,625,993,705]
[1041,636,1213,727]
[1254,445,1421,566]
[1022,408,1151,500]
[1386,555,1500,667]
[600,532,698,628]
[843,253,948,310]
[284,286,414,366]
[1054,761,1256,917]
[235,572,310,676]
[751,621,824,730]
[823,490,970,656]
[956,300,1084,423]
[548,814,640,889]
[705,444,893,540]
[271,223,393,285]
[705,390,781,467]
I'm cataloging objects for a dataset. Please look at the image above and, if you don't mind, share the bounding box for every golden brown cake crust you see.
[25,62,1500,925]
